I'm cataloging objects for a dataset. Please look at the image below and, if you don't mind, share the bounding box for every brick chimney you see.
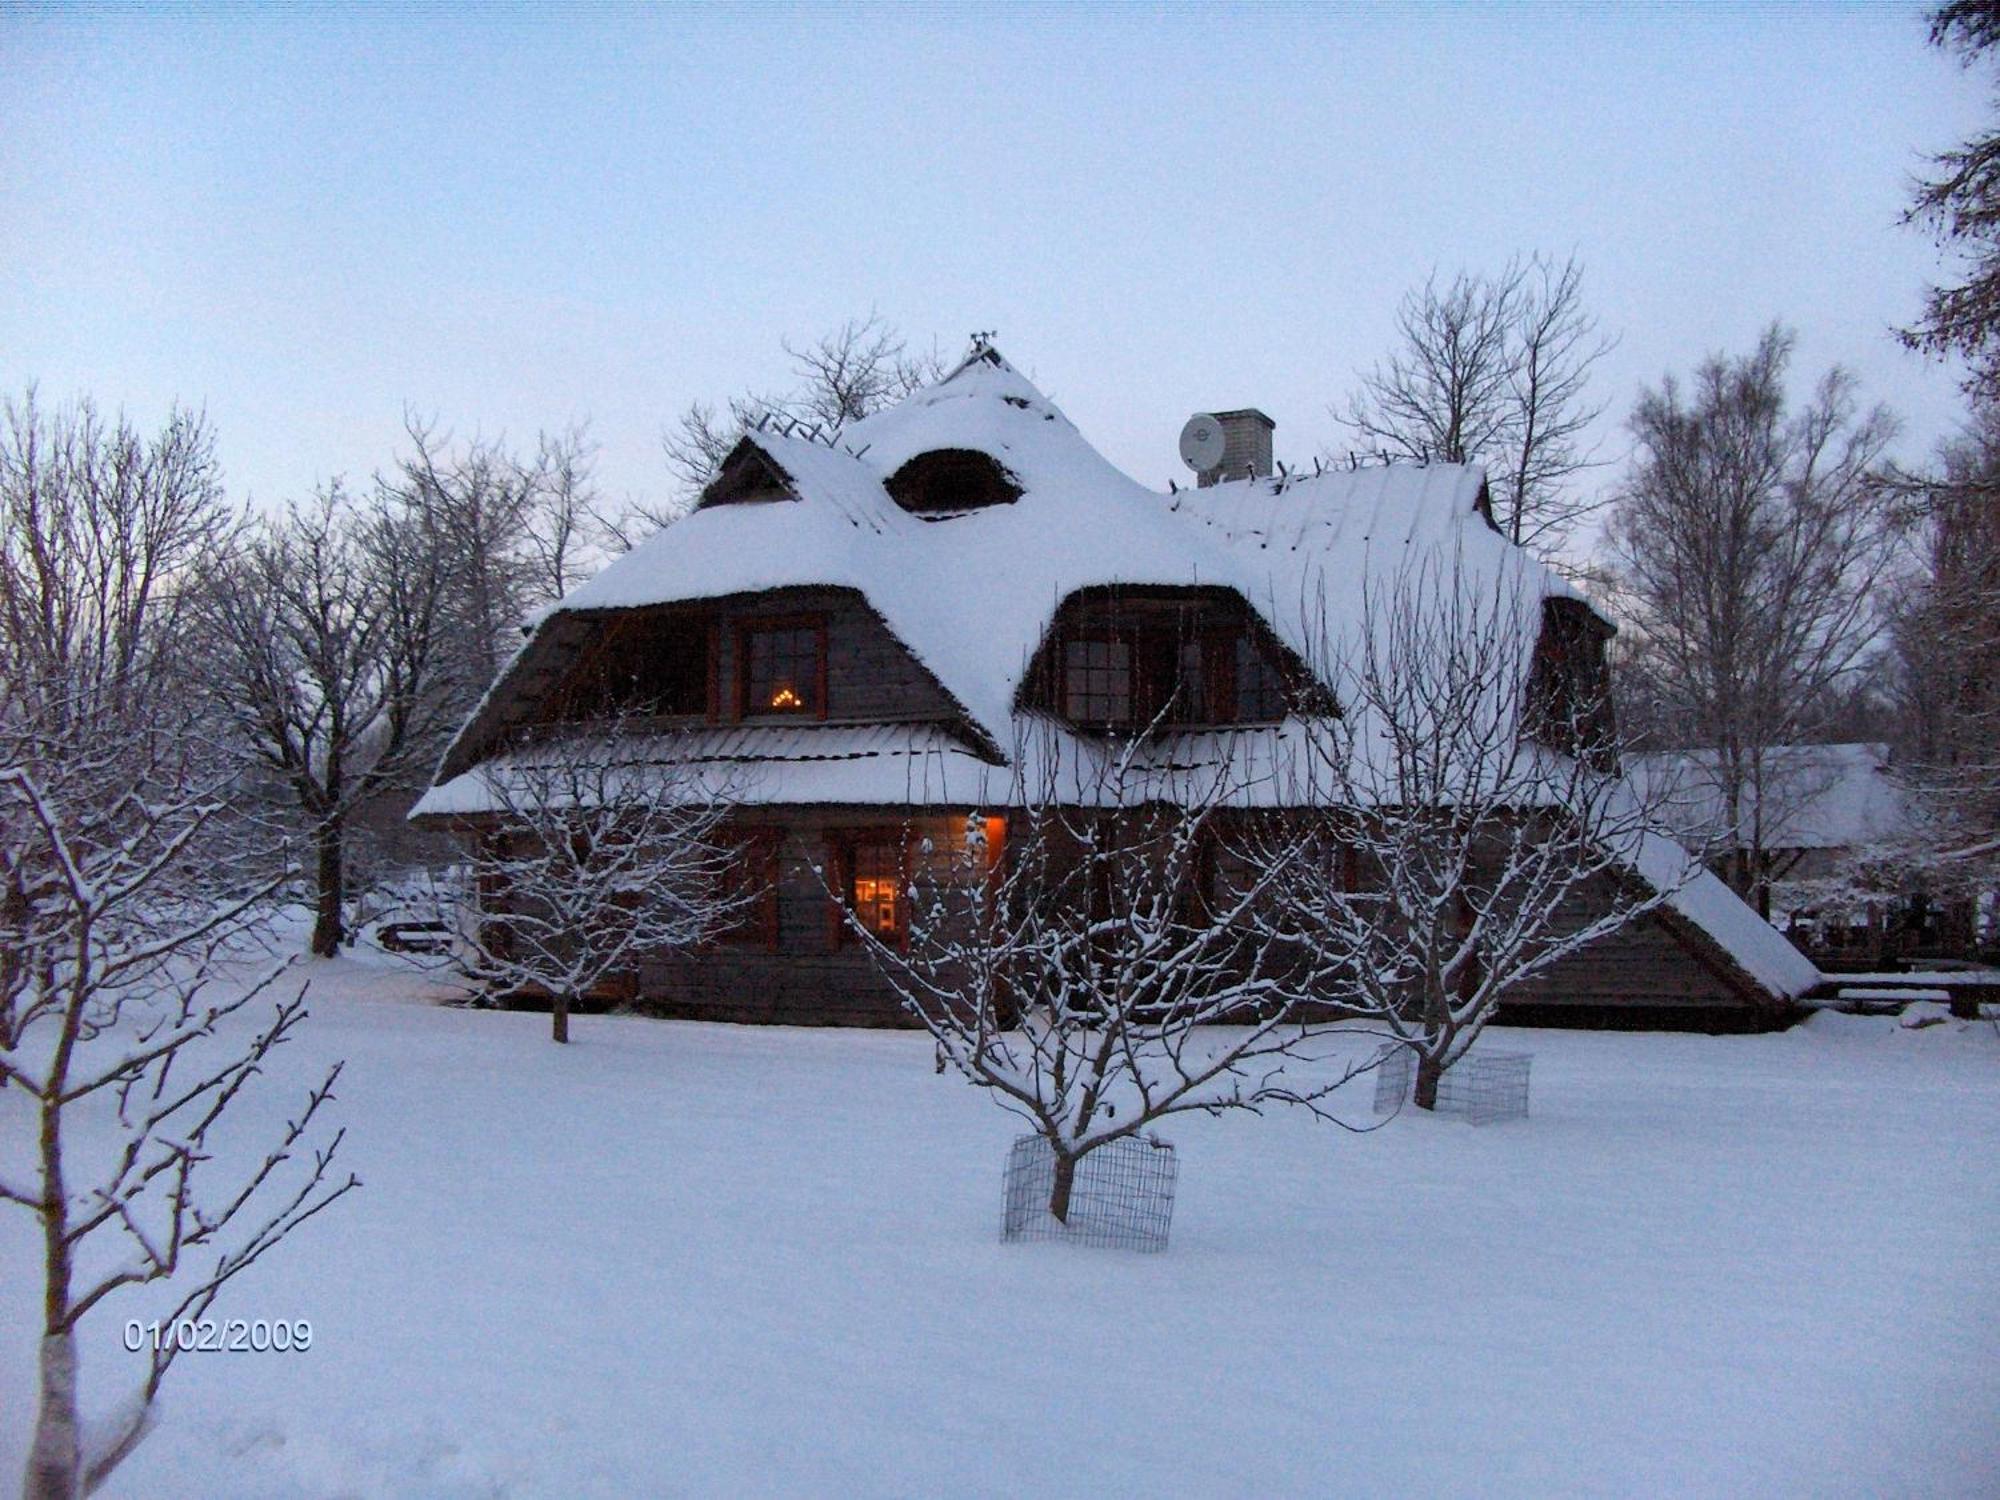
[1197,408,1275,487]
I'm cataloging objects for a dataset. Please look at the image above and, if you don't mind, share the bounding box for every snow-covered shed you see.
[413,344,1817,1025]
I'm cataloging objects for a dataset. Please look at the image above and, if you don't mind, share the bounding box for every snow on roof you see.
[412,723,1000,820]
[415,720,1328,821]
[544,346,1571,757]
[1626,822,1823,998]
[425,344,1812,1002]
[1629,743,1914,854]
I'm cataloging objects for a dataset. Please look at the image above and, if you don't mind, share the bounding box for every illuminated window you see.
[1063,637,1132,723]
[1235,636,1287,721]
[849,840,903,940]
[741,621,823,717]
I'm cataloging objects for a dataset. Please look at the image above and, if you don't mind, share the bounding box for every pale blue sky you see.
[1,2,1985,532]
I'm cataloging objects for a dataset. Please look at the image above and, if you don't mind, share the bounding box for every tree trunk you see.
[28,1043,84,1500]
[24,1330,81,1500]
[1414,1051,1443,1111]
[552,994,570,1044]
[310,818,345,958]
[1048,1147,1077,1223]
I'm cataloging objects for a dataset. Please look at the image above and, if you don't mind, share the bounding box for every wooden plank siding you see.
[608,808,1778,1028]
[633,808,955,1027]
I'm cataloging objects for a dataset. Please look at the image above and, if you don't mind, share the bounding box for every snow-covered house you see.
[1632,743,1979,965]
[412,345,1817,1026]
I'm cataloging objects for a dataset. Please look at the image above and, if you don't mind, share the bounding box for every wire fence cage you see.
[1001,1133,1180,1252]
[1372,1042,1532,1125]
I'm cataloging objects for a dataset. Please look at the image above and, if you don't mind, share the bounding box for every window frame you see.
[826,827,909,951]
[1233,632,1288,723]
[543,610,720,726]
[1060,631,1137,726]
[735,612,829,722]
[715,827,783,953]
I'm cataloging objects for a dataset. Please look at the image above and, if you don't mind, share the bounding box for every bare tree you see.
[203,486,452,956]
[0,389,233,732]
[1,390,356,1497]
[835,725,1375,1224]
[615,313,945,545]
[1339,254,1615,554]
[1285,549,1696,1109]
[1876,414,2000,959]
[1903,1,2000,405]
[2,726,357,1500]
[1608,324,1899,916]
[388,416,601,697]
[459,727,754,1043]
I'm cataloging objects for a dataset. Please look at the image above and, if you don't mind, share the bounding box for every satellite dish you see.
[1179,413,1227,473]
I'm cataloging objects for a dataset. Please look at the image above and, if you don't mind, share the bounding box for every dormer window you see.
[1526,597,1616,765]
[739,617,826,718]
[1063,638,1134,723]
[885,449,1021,516]
[1028,588,1308,731]
[541,607,716,724]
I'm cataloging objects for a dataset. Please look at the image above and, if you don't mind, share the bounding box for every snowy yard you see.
[3,952,1996,1499]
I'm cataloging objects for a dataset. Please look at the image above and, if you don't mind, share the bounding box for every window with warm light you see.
[848,840,903,940]
[741,621,824,717]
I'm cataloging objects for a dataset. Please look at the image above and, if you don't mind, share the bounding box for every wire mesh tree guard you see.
[1372,1043,1532,1125]
[1001,1133,1180,1252]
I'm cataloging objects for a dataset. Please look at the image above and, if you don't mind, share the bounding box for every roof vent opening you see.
[886,448,1022,517]
[1183,408,1275,488]
[697,438,797,509]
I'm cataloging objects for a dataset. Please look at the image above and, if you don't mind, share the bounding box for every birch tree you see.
[0,390,232,732]
[1608,325,1898,916]
[388,416,599,698]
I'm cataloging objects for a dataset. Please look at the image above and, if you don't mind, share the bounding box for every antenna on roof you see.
[1179,414,1226,478]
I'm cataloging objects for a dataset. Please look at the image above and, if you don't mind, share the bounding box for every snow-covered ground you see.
[3,949,1996,1499]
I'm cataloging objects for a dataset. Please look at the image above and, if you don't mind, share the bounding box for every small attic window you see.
[698,441,796,509]
[885,449,1021,517]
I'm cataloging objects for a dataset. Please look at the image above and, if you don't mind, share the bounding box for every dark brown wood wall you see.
[620,807,1775,1027]
[714,589,959,724]
[440,586,973,782]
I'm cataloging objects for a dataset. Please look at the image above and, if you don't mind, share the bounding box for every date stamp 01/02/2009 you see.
[124,1318,312,1354]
